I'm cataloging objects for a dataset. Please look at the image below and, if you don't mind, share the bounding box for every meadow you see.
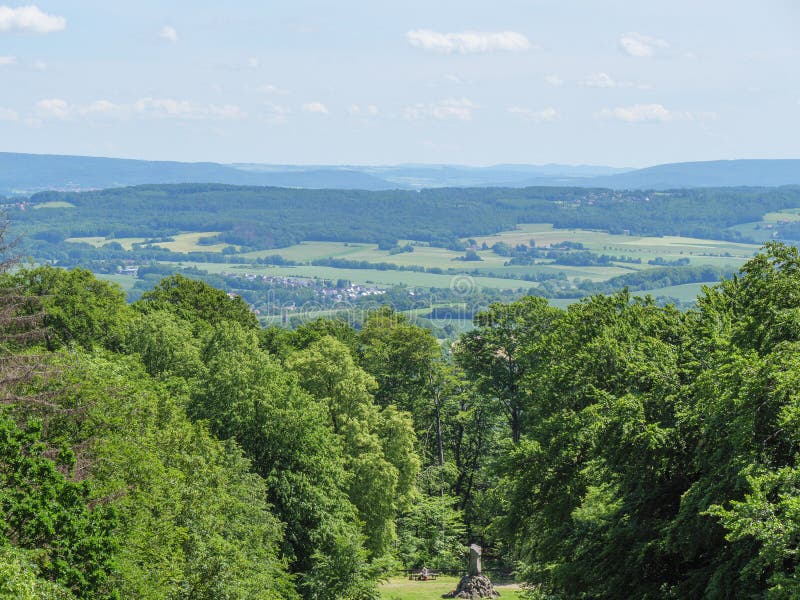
[177,261,541,291]
[66,231,234,253]
[66,235,147,251]
[378,576,524,600]
[67,221,764,303]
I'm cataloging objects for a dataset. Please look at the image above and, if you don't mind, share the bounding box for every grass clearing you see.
[378,576,524,600]
[764,210,800,223]
[634,282,711,303]
[95,273,137,292]
[152,232,236,253]
[66,231,236,253]
[33,201,75,209]
[243,241,376,262]
[66,236,147,251]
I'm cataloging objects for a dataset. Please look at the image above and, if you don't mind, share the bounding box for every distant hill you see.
[585,160,800,190]
[356,164,630,188]
[0,153,798,194]
[0,153,399,194]
[223,160,800,189]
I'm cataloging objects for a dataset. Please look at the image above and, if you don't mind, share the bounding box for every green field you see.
[763,209,800,223]
[95,273,137,292]
[635,282,712,303]
[725,208,800,244]
[67,232,236,253]
[154,231,238,253]
[378,576,524,600]
[66,236,147,251]
[33,200,75,209]
[241,225,759,275]
[178,262,541,291]
[234,224,761,290]
[68,221,763,299]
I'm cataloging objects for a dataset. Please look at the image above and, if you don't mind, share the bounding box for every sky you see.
[0,0,797,167]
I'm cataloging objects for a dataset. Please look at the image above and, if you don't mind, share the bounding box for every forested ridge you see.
[10,184,800,263]
[3,241,800,598]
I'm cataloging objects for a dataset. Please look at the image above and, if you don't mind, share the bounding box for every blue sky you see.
[0,0,797,166]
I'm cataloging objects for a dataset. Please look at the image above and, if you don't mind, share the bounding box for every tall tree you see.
[456,295,561,443]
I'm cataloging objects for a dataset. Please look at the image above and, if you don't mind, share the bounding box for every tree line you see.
[10,185,800,261]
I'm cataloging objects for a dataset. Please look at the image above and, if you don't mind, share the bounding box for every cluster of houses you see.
[221,271,387,301]
[320,285,386,301]
[220,273,316,289]
[117,265,139,276]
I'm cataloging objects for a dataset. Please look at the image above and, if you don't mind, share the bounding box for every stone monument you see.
[443,544,499,599]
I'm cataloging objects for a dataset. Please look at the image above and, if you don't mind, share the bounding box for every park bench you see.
[408,570,438,581]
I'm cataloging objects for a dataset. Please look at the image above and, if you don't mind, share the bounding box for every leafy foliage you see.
[6,241,800,599]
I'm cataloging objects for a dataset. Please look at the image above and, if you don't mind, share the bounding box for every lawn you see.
[378,575,525,600]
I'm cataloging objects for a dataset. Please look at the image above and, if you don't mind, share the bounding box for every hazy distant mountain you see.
[358,164,631,188]
[233,163,632,188]
[0,153,798,194]
[0,153,630,194]
[0,152,398,194]
[586,160,800,190]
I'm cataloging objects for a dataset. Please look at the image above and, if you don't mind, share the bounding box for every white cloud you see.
[133,97,245,120]
[32,58,46,70]
[159,25,178,43]
[36,97,247,121]
[406,29,531,54]
[595,103,717,123]
[257,84,289,95]
[247,57,259,68]
[302,101,329,115]
[544,74,564,86]
[0,55,15,66]
[619,32,670,58]
[508,106,559,123]
[0,106,18,121]
[80,99,130,118]
[0,5,65,33]
[261,103,290,124]
[36,98,70,119]
[404,98,477,121]
[581,72,648,89]
[348,104,379,116]
[583,72,620,88]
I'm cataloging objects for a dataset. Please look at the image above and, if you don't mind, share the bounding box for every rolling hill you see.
[1,153,798,194]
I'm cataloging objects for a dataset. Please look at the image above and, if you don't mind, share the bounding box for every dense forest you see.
[9,184,800,265]
[2,232,800,598]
